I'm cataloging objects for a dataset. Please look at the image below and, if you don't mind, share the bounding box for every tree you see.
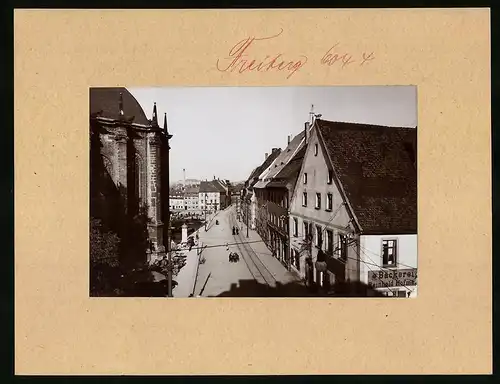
[90,217,121,296]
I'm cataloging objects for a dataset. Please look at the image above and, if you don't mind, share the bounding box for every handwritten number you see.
[360,52,375,66]
[216,30,376,78]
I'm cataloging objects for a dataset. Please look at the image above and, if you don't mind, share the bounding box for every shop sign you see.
[368,268,417,289]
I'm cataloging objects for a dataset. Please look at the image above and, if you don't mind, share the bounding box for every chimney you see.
[272,147,279,153]
[304,122,310,145]
[287,135,291,145]
[265,153,269,160]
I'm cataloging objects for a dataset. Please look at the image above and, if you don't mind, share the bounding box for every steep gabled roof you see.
[212,179,227,192]
[199,181,221,193]
[316,119,417,235]
[266,145,306,188]
[248,149,282,188]
[254,131,307,189]
[265,131,306,181]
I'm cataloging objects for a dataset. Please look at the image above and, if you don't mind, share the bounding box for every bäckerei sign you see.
[368,268,417,289]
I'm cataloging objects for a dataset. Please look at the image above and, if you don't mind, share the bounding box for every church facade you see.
[90,87,172,264]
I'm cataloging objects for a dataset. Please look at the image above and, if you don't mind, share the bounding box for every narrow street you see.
[193,205,306,297]
[193,207,254,297]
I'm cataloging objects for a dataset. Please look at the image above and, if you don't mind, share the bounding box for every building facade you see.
[90,87,172,264]
[253,130,309,269]
[183,186,200,213]
[169,195,184,212]
[242,148,282,230]
[199,180,222,214]
[289,118,417,296]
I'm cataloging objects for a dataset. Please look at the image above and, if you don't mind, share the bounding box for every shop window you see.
[382,239,397,267]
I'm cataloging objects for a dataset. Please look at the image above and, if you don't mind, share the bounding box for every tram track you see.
[229,213,277,288]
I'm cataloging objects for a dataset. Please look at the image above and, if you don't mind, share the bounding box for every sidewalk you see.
[239,220,301,286]
[172,243,200,297]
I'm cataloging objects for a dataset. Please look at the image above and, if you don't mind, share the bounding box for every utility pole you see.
[162,112,174,298]
[204,193,208,231]
[246,199,249,238]
[167,225,172,297]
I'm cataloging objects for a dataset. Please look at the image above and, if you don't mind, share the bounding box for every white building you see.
[169,195,184,212]
[183,186,200,213]
[289,118,417,297]
[199,180,221,214]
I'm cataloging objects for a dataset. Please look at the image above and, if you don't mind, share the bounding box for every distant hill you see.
[170,179,201,187]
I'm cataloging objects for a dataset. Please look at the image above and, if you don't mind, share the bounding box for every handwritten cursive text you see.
[320,43,376,69]
[216,29,308,79]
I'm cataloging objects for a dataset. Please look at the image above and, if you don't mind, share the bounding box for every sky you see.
[128,86,417,183]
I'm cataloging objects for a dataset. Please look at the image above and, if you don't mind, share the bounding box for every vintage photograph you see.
[90,86,417,298]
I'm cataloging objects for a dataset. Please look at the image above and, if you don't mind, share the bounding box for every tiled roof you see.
[317,119,417,235]
[253,132,305,189]
[248,149,282,188]
[266,146,306,188]
[199,181,222,193]
[185,186,199,194]
[90,87,149,125]
[212,179,227,192]
[264,131,306,181]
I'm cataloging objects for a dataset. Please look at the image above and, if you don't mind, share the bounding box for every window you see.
[338,234,348,261]
[327,170,333,184]
[293,249,300,271]
[315,193,321,209]
[314,143,318,156]
[293,218,298,237]
[326,230,334,255]
[326,193,333,211]
[382,239,397,267]
[303,173,308,184]
[304,221,309,238]
[302,192,308,207]
[316,225,323,247]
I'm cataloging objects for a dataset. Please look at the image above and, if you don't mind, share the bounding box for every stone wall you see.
[94,120,167,264]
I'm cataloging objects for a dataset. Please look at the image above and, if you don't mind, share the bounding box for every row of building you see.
[169,177,232,215]
[239,112,418,297]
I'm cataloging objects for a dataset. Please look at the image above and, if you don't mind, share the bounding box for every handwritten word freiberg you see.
[216,29,308,79]
[321,43,375,68]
